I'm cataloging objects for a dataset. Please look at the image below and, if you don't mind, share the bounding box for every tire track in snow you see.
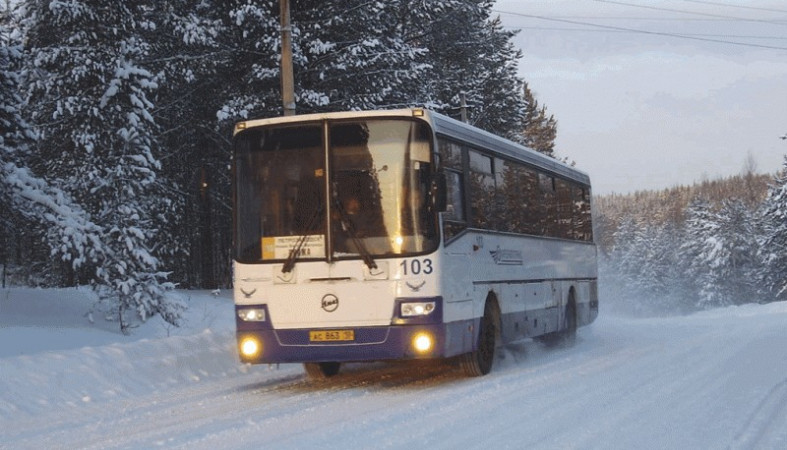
[729,377,787,450]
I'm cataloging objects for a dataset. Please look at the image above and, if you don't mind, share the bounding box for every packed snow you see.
[1,287,786,449]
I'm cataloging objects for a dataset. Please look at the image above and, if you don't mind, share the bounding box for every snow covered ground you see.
[1,287,786,449]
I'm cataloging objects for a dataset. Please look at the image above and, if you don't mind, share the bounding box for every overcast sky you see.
[494,0,787,194]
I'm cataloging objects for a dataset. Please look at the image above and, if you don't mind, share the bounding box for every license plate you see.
[309,329,355,342]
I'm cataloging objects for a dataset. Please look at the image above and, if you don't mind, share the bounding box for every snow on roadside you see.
[0,287,247,419]
[2,284,786,438]
[688,299,787,319]
[0,329,246,418]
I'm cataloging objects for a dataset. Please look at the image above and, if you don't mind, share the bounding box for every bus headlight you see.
[238,308,266,322]
[240,337,262,358]
[412,332,434,354]
[401,301,436,317]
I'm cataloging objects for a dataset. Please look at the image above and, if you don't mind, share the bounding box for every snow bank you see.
[0,287,242,419]
[690,300,787,319]
[0,329,244,419]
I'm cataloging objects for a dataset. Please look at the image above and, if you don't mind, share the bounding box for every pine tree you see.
[22,0,183,331]
[605,217,645,312]
[146,0,241,288]
[406,1,527,138]
[214,0,433,118]
[2,9,106,286]
[0,10,29,166]
[681,197,759,308]
[681,197,719,307]
[520,81,557,157]
[759,157,787,301]
[295,0,430,112]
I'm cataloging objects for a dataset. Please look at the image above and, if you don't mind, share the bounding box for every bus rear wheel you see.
[561,301,578,345]
[537,300,577,347]
[461,301,497,377]
[303,362,341,379]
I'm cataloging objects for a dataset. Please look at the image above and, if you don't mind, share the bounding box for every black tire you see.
[461,301,497,377]
[538,301,577,348]
[303,362,341,379]
[561,301,577,345]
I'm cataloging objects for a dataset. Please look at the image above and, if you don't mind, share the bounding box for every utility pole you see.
[280,0,296,116]
[459,92,468,123]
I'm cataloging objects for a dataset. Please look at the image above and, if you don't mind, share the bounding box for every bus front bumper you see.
[237,323,468,364]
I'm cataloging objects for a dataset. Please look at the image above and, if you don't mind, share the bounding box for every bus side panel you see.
[442,230,598,347]
[440,234,477,356]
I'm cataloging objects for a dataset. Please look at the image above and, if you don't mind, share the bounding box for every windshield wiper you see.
[281,205,323,273]
[332,194,377,271]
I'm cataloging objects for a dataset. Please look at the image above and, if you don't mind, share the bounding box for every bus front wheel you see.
[460,301,497,377]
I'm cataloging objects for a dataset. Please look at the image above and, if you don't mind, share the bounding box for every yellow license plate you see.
[309,329,355,342]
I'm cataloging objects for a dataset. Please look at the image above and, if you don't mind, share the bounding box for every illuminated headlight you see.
[240,337,262,358]
[412,332,434,354]
[401,301,436,317]
[237,308,266,322]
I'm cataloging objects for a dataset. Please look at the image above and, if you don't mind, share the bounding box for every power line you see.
[494,10,787,51]
[676,0,787,14]
[593,0,787,26]
[529,16,787,22]
[502,25,787,41]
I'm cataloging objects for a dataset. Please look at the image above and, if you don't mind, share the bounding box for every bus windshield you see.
[234,119,438,264]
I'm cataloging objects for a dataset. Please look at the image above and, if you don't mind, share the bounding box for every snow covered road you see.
[2,292,786,449]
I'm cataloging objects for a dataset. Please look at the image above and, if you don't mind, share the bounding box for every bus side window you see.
[579,187,593,241]
[444,170,465,221]
[438,138,467,241]
[555,178,573,240]
[538,173,556,237]
[468,150,495,230]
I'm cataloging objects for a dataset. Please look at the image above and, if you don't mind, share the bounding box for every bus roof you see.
[234,108,591,187]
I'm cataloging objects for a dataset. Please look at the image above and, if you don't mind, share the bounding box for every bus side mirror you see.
[430,172,447,212]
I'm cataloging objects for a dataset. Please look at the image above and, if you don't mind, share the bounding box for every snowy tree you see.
[0,11,30,174]
[604,217,647,313]
[1,10,105,287]
[21,0,183,331]
[758,157,787,301]
[681,197,719,307]
[295,0,432,112]
[213,0,433,119]
[681,197,759,308]
[402,1,527,139]
[143,0,239,288]
[603,213,696,314]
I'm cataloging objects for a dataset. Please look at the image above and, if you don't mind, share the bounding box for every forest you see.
[1,1,557,330]
[595,164,787,315]
[2,1,785,330]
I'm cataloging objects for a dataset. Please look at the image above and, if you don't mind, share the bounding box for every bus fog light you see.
[401,301,435,317]
[240,337,262,358]
[412,332,433,354]
[238,308,266,322]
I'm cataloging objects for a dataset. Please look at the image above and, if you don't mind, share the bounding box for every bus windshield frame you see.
[233,117,439,265]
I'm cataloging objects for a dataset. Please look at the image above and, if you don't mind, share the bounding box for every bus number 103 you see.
[400,258,433,276]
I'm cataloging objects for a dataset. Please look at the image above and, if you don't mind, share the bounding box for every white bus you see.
[232,108,598,378]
